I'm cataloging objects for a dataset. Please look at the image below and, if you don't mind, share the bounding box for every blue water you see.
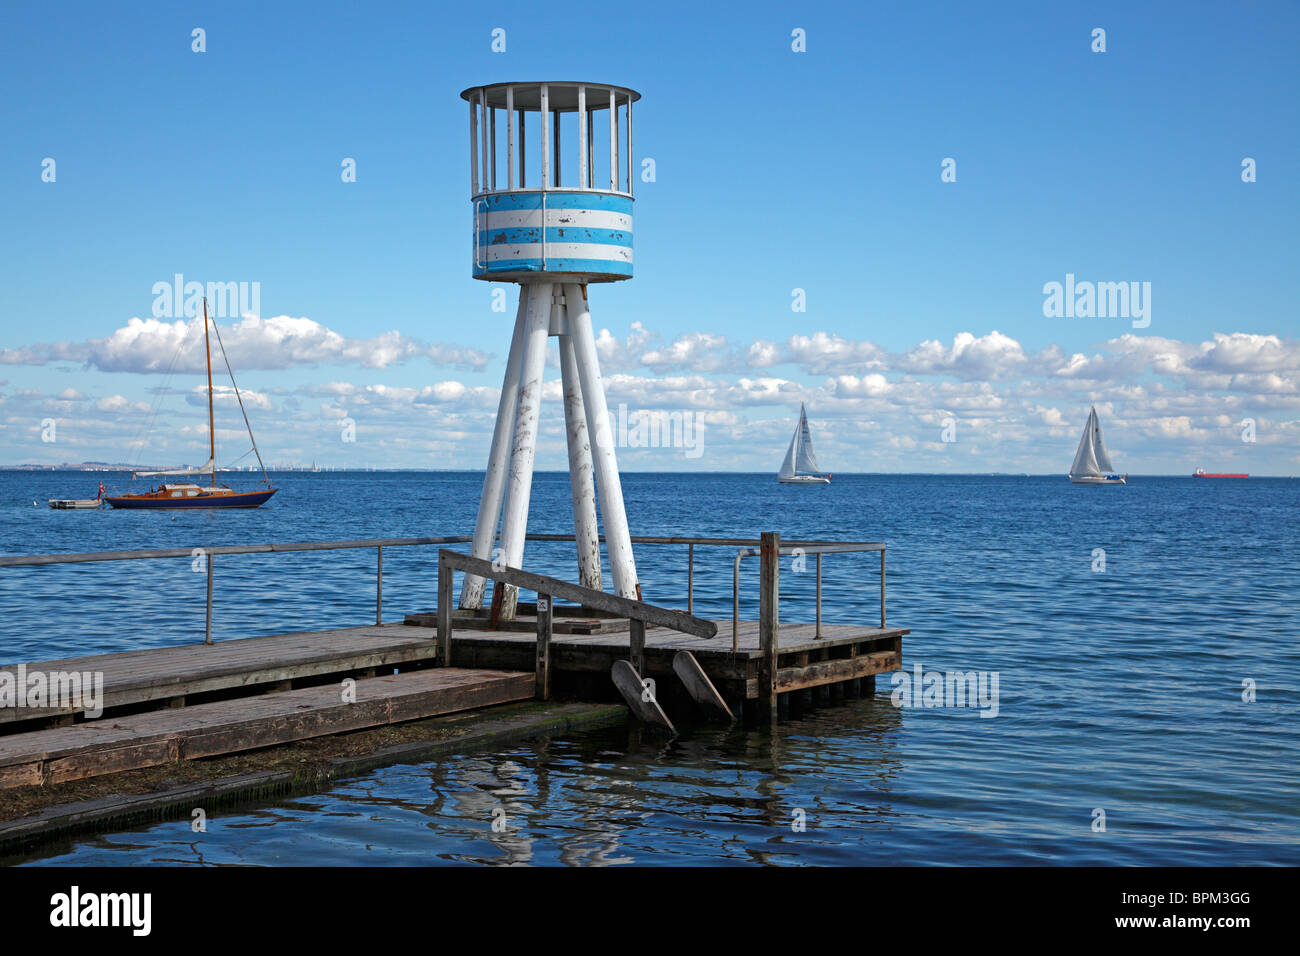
[2,471,1297,865]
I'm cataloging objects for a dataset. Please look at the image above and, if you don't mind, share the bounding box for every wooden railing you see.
[0,533,886,658]
[436,549,717,698]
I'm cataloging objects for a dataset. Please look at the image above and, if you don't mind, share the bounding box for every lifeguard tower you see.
[458,81,641,620]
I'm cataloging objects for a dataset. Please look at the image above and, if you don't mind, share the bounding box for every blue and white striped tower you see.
[458,81,641,619]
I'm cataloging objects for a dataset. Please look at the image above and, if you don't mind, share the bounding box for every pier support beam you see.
[460,292,528,610]
[493,282,554,620]
[565,283,639,601]
[558,329,602,591]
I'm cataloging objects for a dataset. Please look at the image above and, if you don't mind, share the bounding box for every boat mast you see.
[203,298,215,489]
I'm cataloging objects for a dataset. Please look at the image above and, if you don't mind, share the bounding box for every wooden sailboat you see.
[778,404,832,484]
[1068,406,1127,485]
[105,299,277,510]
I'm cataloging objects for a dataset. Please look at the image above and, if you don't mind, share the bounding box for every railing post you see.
[880,548,886,628]
[815,551,822,639]
[205,553,214,645]
[437,550,453,666]
[687,542,694,614]
[535,593,552,699]
[376,545,383,625]
[629,618,646,676]
[758,531,779,725]
[732,554,742,652]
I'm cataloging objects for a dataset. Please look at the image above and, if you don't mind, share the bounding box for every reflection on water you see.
[7,473,1300,865]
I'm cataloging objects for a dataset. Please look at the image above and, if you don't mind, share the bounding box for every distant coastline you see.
[0,464,1286,478]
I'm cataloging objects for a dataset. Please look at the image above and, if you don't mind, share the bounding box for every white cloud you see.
[0,314,492,373]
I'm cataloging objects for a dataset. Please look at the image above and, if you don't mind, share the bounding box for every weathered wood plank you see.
[672,651,733,723]
[0,669,533,790]
[774,650,901,693]
[610,661,674,735]
[441,551,716,639]
[1,627,441,724]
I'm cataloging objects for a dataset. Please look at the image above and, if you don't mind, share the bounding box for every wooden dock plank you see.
[0,668,533,788]
[773,649,901,694]
[0,625,440,723]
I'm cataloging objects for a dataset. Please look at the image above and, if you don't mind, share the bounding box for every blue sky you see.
[1,0,1297,474]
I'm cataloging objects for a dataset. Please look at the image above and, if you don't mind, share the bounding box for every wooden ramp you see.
[0,668,532,790]
[0,624,440,724]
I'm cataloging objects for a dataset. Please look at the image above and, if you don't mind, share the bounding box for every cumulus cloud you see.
[897,331,1027,380]
[0,314,492,373]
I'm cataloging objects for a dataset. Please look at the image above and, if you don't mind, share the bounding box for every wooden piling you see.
[758,531,780,726]
[629,618,646,676]
[535,593,552,699]
[437,551,454,666]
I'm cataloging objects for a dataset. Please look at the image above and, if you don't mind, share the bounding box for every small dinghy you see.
[49,483,106,509]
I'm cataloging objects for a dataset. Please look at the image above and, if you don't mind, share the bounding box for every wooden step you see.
[0,667,533,790]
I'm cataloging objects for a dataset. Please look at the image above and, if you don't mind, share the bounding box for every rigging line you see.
[222,447,255,469]
[208,316,272,488]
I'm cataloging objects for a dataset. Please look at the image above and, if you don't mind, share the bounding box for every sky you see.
[1,0,1297,474]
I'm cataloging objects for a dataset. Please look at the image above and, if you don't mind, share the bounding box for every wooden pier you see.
[0,531,905,792]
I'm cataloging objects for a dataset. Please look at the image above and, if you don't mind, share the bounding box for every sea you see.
[1,470,1296,865]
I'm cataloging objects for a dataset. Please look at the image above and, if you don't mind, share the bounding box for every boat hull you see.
[105,489,277,509]
[778,475,831,484]
[1068,475,1126,485]
[48,499,103,509]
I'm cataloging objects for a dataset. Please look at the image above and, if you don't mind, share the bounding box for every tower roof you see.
[460,82,640,111]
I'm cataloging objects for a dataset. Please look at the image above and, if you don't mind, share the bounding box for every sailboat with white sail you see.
[778,404,832,484]
[1068,406,1127,485]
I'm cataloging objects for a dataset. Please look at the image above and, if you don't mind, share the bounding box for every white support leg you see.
[559,329,602,591]
[494,282,554,619]
[563,283,639,600]
[460,290,528,609]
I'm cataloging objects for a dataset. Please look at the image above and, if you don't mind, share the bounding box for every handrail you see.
[0,534,881,568]
[1,532,880,649]
[435,548,717,676]
[0,536,474,568]
[731,542,886,652]
[437,550,716,638]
